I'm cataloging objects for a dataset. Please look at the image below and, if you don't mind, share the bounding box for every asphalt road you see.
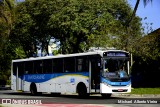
[0,90,160,107]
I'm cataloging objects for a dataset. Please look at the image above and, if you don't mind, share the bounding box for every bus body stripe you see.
[23,72,89,83]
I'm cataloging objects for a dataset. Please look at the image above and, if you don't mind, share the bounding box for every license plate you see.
[118,89,123,91]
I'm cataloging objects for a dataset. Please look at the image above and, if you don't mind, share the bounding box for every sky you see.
[127,0,160,33]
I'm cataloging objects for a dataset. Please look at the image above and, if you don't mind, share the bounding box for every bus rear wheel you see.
[101,93,111,98]
[30,83,37,96]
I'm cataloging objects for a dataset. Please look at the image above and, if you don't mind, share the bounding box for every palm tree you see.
[127,0,152,66]
[128,0,152,26]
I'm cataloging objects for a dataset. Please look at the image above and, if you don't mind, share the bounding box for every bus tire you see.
[101,93,111,98]
[77,83,88,98]
[30,83,37,96]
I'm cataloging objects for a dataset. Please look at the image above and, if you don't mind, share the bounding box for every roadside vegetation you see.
[131,88,160,94]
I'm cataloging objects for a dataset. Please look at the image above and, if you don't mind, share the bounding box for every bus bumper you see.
[100,83,131,94]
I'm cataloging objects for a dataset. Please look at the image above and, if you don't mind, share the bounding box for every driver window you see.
[105,59,115,72]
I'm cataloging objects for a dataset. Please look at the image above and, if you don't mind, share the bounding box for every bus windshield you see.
[102,58,129,81]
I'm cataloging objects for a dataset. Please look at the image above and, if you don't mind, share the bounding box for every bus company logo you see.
[28,74,45,80]
[2,99,11,104]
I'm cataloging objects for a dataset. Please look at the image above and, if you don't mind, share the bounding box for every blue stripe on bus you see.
[100,77,131,86]
[22,72,89,83]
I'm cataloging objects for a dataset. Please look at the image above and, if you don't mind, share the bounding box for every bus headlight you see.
[102,82,111,87]
[126,82,131,87]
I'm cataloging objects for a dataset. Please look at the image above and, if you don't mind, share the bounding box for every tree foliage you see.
[0,0,15,81]
[0,0,15,43]
[134,29,160,61]
[131,29,160,88]
[13,0,142,55]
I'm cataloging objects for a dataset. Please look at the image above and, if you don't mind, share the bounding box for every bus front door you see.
[90,59,100,93]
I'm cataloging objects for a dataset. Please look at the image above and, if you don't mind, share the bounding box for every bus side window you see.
[43,59,52,73]
[77,59,83,72]
[18,62,24,76]
[64,57,75,72]
[34,60,43,74]
[53,58,63,73]
[76,56,89,72]
[13,62,17,75]
[24,61,33,74]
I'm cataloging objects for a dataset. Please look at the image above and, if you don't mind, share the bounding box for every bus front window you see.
[102,58,129,80]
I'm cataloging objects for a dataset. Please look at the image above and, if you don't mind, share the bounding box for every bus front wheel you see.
[77,83,88,98]
[101,93,111,98]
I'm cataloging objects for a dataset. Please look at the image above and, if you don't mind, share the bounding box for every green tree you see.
[0,0,15,83]
[134,29,160,61]
[131,29,160,87]
[13,0,56,57]
[0,0,15,58]
[13,0,142,55]
[47,0,142,53]
[0,0,15,41]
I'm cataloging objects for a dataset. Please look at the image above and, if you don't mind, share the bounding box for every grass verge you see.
[131,88,160,94]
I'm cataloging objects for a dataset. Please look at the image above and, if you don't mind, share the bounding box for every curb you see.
[112,93,160,98]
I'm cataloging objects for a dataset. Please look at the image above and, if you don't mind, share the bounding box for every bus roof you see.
[12,50,129,62]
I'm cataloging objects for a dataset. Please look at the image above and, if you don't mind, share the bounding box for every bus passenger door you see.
[16,63,24,91]
[90,57,100,93]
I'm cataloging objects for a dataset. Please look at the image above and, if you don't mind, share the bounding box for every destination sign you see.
[103,52,129,57]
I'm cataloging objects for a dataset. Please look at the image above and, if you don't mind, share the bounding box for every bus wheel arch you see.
[30,82,37,95]
[76,82,88,98]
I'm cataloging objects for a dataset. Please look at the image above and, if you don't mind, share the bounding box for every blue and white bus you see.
[11,50,131,97]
